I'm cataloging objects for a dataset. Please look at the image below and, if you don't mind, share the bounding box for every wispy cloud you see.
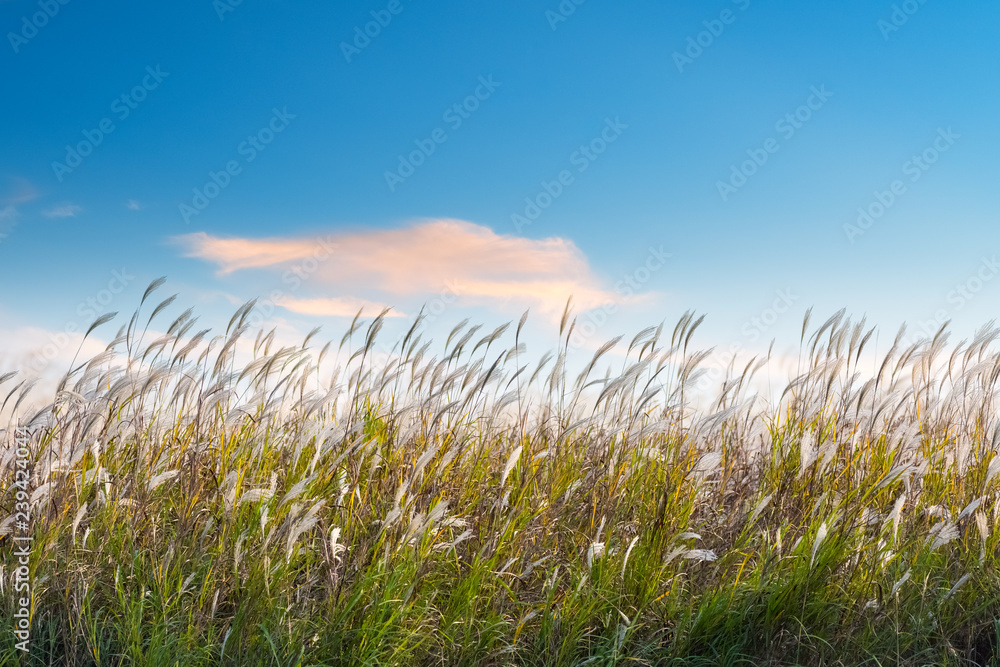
[279,296,405,318]
[0,324,108,383]
[0,177,38,230]
[43,204,82,218]
[179,235,324,273]
[125,199,142,210]
[3,177,38,206]
[174,219,621,318]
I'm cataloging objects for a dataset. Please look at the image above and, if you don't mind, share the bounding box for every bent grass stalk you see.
[0,287,998,664]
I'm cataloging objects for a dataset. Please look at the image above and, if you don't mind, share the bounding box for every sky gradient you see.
[2,0,999,377]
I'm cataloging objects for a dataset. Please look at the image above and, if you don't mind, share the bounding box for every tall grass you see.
[2,286,1000,665]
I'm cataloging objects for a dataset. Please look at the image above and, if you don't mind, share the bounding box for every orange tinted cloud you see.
[279,296,405,318]
[177,233,322,273]
[175,219,620,316]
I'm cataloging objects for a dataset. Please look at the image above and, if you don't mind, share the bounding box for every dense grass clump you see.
[2,285,1000,665]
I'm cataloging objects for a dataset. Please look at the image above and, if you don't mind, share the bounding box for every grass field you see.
[2,283,1000,665]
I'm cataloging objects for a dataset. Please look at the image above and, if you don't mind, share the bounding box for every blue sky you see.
[2,0,999,375]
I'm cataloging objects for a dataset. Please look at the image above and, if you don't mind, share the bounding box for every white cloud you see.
[279,296,405,318]
[0,177,37,228]
[0,324,111,416]
[125,199,142,210]
[3,177,38,206]
[174,218,626,320]
[43,204,82,218]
